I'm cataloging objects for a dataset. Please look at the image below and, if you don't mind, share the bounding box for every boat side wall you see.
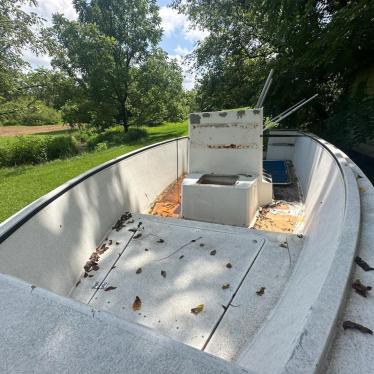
[239,134,361,373]
[0,138,188,297]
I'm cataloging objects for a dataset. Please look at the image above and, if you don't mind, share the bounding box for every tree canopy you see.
[172,0,374,147]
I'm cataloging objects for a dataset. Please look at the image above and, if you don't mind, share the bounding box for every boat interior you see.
[0,108,370,373]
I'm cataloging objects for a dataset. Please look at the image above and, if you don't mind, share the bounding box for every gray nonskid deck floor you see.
[70,214,303,360]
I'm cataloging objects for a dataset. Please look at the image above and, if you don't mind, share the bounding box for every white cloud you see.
[23,0,77,69]
[159,6,187,37]
[160,6,208,43]
[23,48,52,69]
[25,0,77,25]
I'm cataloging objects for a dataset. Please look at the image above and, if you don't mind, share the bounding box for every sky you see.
[24,0,208,90]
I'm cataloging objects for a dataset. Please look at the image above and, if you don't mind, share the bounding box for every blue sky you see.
[24,0,208,89]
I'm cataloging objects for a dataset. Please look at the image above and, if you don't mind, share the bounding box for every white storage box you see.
[182,173,258,227]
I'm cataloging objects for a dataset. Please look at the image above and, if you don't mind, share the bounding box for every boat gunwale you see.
[0,136,188,244]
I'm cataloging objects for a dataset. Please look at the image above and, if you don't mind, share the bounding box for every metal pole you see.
[275,94,318,123]
[258,78,273,108]
[271,98,306,122]
[256,69,274,108]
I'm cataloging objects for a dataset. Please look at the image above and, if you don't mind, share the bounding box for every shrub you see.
[94,142,108,152]
[0,98,62,126]
[5,137,48,166]
[124,127,148,142]
[46,135,79,159]
[0,135,79,167]
[86,126,148,150]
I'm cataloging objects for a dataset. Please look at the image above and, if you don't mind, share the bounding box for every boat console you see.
[181,109,273,226]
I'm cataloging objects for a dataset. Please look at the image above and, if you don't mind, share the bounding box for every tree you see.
[172,0,374,147]
[0,0,44,117]
[49,0,163,131]
[129,49,186,124]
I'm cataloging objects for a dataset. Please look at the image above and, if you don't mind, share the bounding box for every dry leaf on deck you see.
[104,286,117,292]
[256,287,266,296]
[222,284,230,290]
[132,296,142,311]
[355,256,374,271]
[136,268,142,274]
[343,321,373,335]
[161,270,167,278]
[210,250,217,256]
[191,304,204,315]
[352,279,372,297]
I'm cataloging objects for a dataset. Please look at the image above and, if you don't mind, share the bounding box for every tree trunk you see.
[118,97,129,132]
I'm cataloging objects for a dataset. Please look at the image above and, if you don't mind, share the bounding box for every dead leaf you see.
[75,280,81,288]
[210,250,217,256]
[128,228,137,232]
[226,263,232,269]
[359,187,366,193]
[179,255,184,259]
[222,283,230,289]
[161,270,167,278]
[136,268,142,274]
[144,248,149,251]
[108,240,113,245]
[134,233,142,239]
[191,304,204,315]
[92,264,100,271]
[104,286,117,292]
[279,243,287,248]
[115,241,120,245]
[84,272,89,278]
[256,287,266,296]
[343,321,373,335]
[355,256,374,271]
[352,279,372,297]
[132,296,142,311]
[157,238,165,243]
[200,243,205,247]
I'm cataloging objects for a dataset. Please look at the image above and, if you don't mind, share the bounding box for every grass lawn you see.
[0,121,187,223]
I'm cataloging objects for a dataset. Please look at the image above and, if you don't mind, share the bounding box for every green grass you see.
[0,121,187,222]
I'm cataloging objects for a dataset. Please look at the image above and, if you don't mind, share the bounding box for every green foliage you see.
[48,0,164,131]
[0,0,44,98]
[45,135,79,159]
[87,126,148,150]
[323,96,374,149]
[93,142,108,152]
[0,135,79,167]
[173,0,374,147]
[0,98,61,126]
[129,49,187,124]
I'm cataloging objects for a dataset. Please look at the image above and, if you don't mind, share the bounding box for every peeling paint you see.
[193,123,230,128]
[207,143,258,149]
[189,114,201,124]
[237,110,246,118]
[219,112,228,117]
[202,113,211,118]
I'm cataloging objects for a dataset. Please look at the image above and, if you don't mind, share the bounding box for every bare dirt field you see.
[0,124,70,137]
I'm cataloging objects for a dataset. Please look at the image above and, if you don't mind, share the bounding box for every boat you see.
[0,108,373,374]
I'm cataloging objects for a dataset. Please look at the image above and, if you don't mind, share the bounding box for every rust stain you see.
[150,176,184,218]
[254,202,303,233]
